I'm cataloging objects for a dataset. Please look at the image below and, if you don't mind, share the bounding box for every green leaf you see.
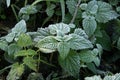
[82,12,90,19]
[80,3,87,10]
[109,0,119,6]
[83,1,119,23]
[36,36,58,53]
[97,1,112,12]
[58,42,70,59]
[21,14,30,21]
[17,33,32,47]
[117,6,120,13]
[27,73,44,80]
[96,31,111,51]
[19,5,37,15]
[5,33,15,42]
[6,0,10,7]
[85,73,120,80]
[8,43,21,55]
[94,27,103,37]
[117,37,120,50]
[85,75,102,80]
[15,49,37,58]
[96,44,103,57]
[6,63,24,80]
[90,5,98,14]
[86,0,98,14]
[82,16,97,37]
[93,57,100,67]
[54,35,72,42]
[69,34,93,50]
[23,57,37,71]
[4,53,16,63]
[48,23,70,35]
[79,50,96,63]
[68,23,75,28]
[63,13,72,23]
[12,20,26,36]
[37,27,50,36]
[86,63,98,74]
[104,73,120,80]
[39,48,56,54]
[95,11,119,23]
[46,4,56,17]
[28,27,51,42]
[66,0,81,18]
[95,1,119,23]
[74,28,88,39]
[0,40,8,51]
[59,50,80,77]
[79,49,100,66]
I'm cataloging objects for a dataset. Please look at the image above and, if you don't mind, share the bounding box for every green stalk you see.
[32,0,43,6]
[31,0,60,6]
[60,0,65,22]
[24,0,28,6]
[11,4,19,22]
[70,0,81,23]
[0,65,12,74]
[38,59,56,67]
[13,5,20,10]
[37,53,41,72]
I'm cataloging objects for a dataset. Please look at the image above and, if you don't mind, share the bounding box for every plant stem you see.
[60,0,65,22]
[32,0,43,6]
[38,59,56,67]
[0,65,12,74]
[11,4,19,22]
[24,0,28,6]
[13,5,20,10]
[70,0,81,23]
[37,53,40,72]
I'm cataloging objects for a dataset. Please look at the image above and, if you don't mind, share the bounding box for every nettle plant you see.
[0,19,102,79]
[0,0,120,79]
[85,73,120,80]
[66,0,119,52]
[0,20,37,80]
[80,0,119,37]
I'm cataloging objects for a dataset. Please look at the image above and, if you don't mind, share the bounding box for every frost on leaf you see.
[48,23,70,35]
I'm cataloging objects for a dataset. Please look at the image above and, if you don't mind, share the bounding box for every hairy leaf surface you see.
[6,63,24,80]
[58,42,70,59]
[69,34,93,50]
[17,33,32,47]
[36,36,58,53]
[0,40,8,51]
[15,49,37,58]
[12,20,26,36]
[48,23,70,35]
[23,57,37,71]
[83,17,97,37]
[59,51,80,77]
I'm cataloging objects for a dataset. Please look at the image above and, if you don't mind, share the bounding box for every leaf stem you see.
[60,0,65,22]
[24,0,28,6]
[0,65,12,74]
[11,4,19,22]
[37,53,41,72]
[32,0,43,6]
[70,0,81,23]
[38,59,56,67]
